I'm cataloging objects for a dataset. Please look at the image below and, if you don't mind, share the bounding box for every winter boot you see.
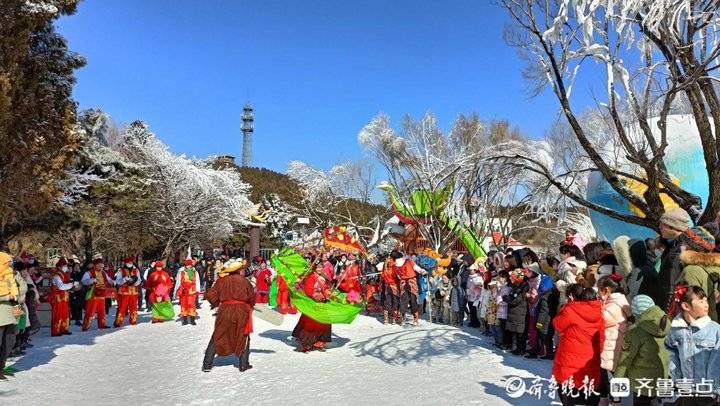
[190,316,197,326]
[182,316,188,326]
[383,311,389,324]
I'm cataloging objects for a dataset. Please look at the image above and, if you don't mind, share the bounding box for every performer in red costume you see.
[81,254,113,331]
[174,258,201,325]
[253,259,272,304]
[113,256,141,327]
[275,273,297,315]
[337,254,361,303]
[364,277,382,315]
[292,264,333,352]
[380,255,400,324]
[147,261,174,323]
[49,257,74,336]
[392,250,423,326]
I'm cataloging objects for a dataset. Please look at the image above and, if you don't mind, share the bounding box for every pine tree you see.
[0,0,85,244]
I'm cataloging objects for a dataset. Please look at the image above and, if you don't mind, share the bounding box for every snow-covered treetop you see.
[56,109,134,206]
[23,1,60,16]
[117,121,254,253]
[287,160,345,205]
[358,112,485,199]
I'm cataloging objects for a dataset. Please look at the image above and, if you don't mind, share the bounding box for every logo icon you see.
[504,376,527,399]
[610,377,631,398]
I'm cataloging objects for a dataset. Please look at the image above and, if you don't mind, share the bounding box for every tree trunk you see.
[249,226,261,258]
[83,225,93,262]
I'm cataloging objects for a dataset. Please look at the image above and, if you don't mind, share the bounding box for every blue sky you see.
[57,0,569,173]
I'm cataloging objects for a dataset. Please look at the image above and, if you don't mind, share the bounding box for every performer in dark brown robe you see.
[202,259,255,372]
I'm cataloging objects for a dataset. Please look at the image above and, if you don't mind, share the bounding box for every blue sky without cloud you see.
[57,0,588,174]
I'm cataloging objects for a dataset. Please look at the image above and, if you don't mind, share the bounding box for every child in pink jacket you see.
[597,274,630,403]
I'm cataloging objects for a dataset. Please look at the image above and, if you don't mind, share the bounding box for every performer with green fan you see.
[292,263,334,352]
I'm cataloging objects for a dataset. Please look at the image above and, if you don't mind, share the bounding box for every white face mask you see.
[125,263,133,268]
[61,266,69,273]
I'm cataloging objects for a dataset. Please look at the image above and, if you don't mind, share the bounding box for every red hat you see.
[124,256,134,263]
[153,261,164,268]
[56,257,68,267]
[184,258,193,266]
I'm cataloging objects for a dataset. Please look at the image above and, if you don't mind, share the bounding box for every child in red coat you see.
[552,283,604,405]
[254,260,272,304]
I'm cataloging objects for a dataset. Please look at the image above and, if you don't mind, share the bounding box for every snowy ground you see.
[1,305,558,405]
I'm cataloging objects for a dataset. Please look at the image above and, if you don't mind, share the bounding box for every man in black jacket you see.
[657,208,690,312]
[68,256,85,326]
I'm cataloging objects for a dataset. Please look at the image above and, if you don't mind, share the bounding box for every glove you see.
[536,322,544,330]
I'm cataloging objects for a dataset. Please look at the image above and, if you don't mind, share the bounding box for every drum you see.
[95,287,116,299]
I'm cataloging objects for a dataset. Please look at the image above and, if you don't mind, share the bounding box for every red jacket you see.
[117,267,140,296]
[394,259,416,280]
[147,269,172,301]
[49,270,71,303]
[381,260,397,285]
[254,268,272,294]
[303,272,330,301]
[552,300,605,388]
[338,263,361,293]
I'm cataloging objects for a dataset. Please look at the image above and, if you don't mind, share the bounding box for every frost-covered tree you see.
[120,121,254,258]
[260,193,298,240]
[57,109,133,206]
[500,0,720,228]
[287,160,386,247]
[0,0,85,244]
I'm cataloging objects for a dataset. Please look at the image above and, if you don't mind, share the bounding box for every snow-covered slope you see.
[4,306,551,405]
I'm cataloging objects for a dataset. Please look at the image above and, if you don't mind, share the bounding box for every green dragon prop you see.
[377,182,487,259]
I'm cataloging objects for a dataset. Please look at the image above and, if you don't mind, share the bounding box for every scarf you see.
[184,266,195,282]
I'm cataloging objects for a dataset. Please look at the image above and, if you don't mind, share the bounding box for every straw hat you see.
[220,259,248,276]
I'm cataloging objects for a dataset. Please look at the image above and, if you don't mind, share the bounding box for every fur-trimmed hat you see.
[680,226,716,253]
[612,235,632,276]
